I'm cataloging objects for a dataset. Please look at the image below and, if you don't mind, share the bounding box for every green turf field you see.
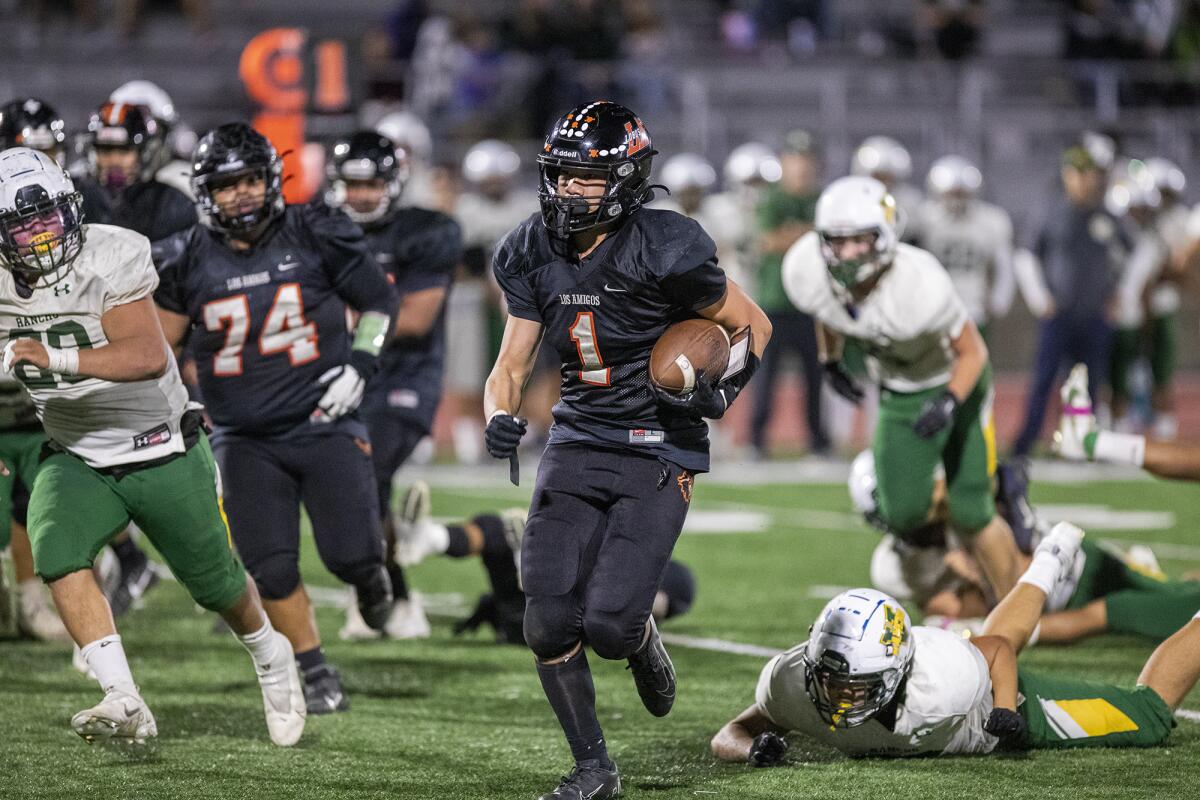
[4,468,1199,799]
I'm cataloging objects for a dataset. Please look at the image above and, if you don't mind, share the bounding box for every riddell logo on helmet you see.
[550,147,577,159]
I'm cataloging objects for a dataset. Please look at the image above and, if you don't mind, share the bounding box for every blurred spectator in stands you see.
[620,0,670,109]
[117,0,211,39]
[363,0,430,99]
[915,0,984,59]
[1063,0,1150,59]
[1011,136,1130,457]
[754,0,832,56]
[553,0,627,60]
[750,129,831,458]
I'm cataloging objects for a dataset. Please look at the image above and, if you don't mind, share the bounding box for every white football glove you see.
[310,365,366,423]
[1052,363,1095,461]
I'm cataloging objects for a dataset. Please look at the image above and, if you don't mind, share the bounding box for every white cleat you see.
[17,583,71,642]
[1126,544,1165,580]
[254,632,306,747]
[394,481,447,567]
[1036,522,1085,583]
[384,595,431,640]
[71,688,157,746]
[1053,364,1096,461]
[338,598,383,641]
[500,507,528,591]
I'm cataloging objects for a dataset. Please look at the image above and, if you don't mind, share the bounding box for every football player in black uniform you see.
[325,130,462,639]
[0,98,68,164]
[486,101,772,799]
[153,123,400,714]
[82,102,197,241]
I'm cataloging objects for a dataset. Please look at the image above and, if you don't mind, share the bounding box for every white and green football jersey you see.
[782,231,969,392]
[755,626,998,757]
[0,224,189,468]
[912,199,1014,325]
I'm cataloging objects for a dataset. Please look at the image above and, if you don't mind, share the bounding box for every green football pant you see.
[1068,539,1200,639]
[1109,327,1141,404]
[27,433,246,612]
[1018,669,1175,748]
[0,429,44,550]
[874,366,996,537]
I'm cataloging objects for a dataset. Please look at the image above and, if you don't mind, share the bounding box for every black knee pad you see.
[524,594,581,660]
[583,609,644,661]
[249,553,301,600]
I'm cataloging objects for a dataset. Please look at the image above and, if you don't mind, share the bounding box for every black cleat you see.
[108,557,161,618]
[538,759,621,800]
[626,617,675,717]
[302,664,350,715]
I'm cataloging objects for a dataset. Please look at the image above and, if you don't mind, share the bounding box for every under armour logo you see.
[54,283,71,296]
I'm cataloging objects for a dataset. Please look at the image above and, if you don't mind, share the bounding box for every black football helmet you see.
[86,102,163,189]
[191,122,285,236]
[325,131,408,226]
[536,100,657,239]
[0,98,68,164]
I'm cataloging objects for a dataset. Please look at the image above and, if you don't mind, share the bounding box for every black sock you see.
[110,536,145,571]
[476,515,522,602]
[445,524,471,558]
[535,649,611,768]
[387,562,409,601]
[296,646,327,678]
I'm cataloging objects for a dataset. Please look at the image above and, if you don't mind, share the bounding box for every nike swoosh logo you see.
[604,284,627,293]
[277,261,301,272]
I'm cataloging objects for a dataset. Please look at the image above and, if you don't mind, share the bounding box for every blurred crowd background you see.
[5,0,1200,460]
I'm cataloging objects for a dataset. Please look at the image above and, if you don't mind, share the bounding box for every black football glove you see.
[913,389,959,439]
[823,361,864,404]
[748,731,789,767]
[651,372,728,419]
[983,707,1027,748]
[485,413,527,459]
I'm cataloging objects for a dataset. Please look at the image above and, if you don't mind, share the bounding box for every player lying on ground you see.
[850,451,1200,643]
[386,480,698,644]
[484,100,771,800]
[1055,362,1200,482]
[782,175,1021,601]
[0,148,304,747]
[713,522,1200,764]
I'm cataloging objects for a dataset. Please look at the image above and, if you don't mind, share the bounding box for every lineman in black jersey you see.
[153,123,399,714]
[485,101,772,800]
[325,131,462,639]
[80,102,197,242]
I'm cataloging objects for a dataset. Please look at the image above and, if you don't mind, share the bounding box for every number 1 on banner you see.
[568,311,610,386]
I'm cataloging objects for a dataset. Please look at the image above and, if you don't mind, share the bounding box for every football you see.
[649,318,731,394]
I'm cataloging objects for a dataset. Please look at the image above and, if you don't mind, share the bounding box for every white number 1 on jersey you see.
[568,311,610,386]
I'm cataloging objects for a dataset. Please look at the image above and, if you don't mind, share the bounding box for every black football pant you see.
[361,407,427,522]
[215,430,386,600]
[521,443,693,661]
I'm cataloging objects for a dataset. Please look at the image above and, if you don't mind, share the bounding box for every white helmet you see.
[815,175,900,297]
[926,155,982,198]
[109,80,178,127]
[660,153,717,194]
[803,588,915,728]
[723,142,782,186]
[0,147,85,288]
[376,110,432,164]
[462,139,520,185]
[1144,157,1186,198]
[851,136,912,183]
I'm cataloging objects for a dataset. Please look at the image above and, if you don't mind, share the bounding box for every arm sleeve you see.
[150,232,191,314]
[753,655,787,726]
[103,232,159,311]
[491,230,542,322]
[307,203,400,318]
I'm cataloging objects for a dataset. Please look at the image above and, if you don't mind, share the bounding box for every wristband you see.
[46,346,79,376]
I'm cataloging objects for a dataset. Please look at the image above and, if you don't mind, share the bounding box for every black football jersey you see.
[80,177,198,243]
[360,207,461,431]
[153,203,398,438]
[493,209,726,471]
